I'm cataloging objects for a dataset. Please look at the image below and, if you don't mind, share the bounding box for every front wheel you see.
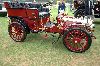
[8,22,27,42]
[63,29,92,53]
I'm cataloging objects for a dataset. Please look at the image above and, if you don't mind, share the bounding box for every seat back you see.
[4,2,49,19]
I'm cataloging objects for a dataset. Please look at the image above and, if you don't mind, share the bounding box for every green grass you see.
[0,6,100,66]
[50,5,73,20]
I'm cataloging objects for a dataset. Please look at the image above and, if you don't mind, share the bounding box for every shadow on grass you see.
[94,22,100,24]
[25,32,68,52]
[25,33,41,41]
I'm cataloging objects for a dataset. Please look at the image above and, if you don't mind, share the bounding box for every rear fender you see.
[8,16,30,34]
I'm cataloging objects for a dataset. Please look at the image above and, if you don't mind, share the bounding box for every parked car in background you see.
[73,0,100,18]
[0,3,7,17]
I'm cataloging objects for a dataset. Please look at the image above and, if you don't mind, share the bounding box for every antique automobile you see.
[4,2,95,53]
[0,3,7,17]
[74,0,100,18]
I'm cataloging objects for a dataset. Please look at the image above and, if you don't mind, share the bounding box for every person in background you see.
[58,0,66,14]
[70,3,72,11]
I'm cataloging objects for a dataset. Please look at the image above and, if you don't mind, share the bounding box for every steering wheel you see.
[78,0,84,5]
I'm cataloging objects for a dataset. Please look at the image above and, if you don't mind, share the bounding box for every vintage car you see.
[4,2,95,53]
[74,0,100,18]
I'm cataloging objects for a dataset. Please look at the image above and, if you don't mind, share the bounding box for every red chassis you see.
[4,2,95,53]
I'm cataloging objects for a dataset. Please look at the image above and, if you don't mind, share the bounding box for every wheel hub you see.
[73,38,81,44]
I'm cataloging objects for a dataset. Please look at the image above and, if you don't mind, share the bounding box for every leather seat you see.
[27,3,50,18]
[9,2,29,8]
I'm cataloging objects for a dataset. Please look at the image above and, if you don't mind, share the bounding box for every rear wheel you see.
[63,29,92,53]
[8,22,27,42]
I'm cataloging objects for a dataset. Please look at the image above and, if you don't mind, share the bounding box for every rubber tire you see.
[63,28,92,53]
[8,22,27,42]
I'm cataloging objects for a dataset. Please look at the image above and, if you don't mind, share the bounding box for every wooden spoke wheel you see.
[8,22,27,42]
[63,29,92,53]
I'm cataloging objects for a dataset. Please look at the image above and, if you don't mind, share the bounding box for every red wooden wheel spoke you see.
[13,33,17,38]
[80,32,87,39]
[64,29,89,52]
[17,35,20,40]
[9,22,26,42]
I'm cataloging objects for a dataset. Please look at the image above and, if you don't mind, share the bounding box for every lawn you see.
[0,6,100,66]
